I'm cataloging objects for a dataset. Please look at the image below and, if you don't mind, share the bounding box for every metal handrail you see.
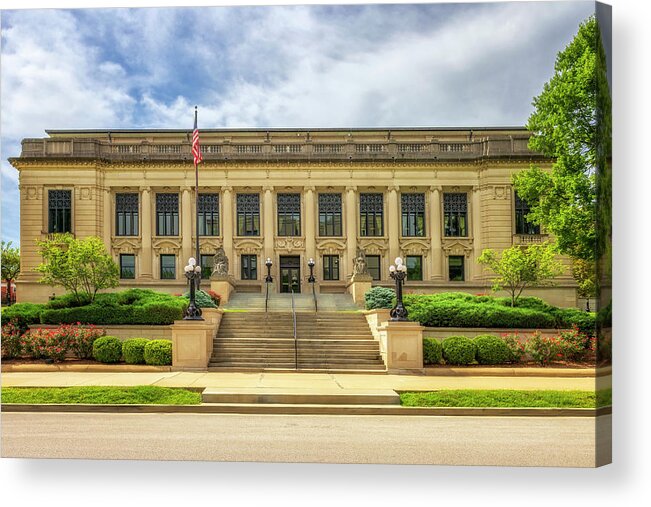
[311,282,318,313]
[290,287,298,370]
[265,281,269,313]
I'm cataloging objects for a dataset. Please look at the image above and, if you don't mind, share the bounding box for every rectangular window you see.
[514,192,541,235]
[156,193,179,236]
[323,255,340,281]
[198,193,219,236]
[236,194,260,236]
[366,255,381,281]
[444,193,467,237]
[200,254,214,279]
[406,256,423,281]
[277,193,301,236]
[401,193,425,237]
[448,256,465,282]
[160,254,176,280]
[115,193,139,236]
[318,193,342,236]
[360,193,383,236]
[48,189,72,233]
[120,254,135,279]
[241,254,257,280]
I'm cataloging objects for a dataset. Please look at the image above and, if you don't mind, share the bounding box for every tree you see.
[571,258,598,309]
[478,242,564,307]
[1,241,20,305]
[513,15,611,262]
[35,234,119,303]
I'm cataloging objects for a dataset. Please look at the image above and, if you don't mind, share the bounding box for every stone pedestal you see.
[376,321,424,372]
[210,275,236,304]
[347,274,373,305]
[171,320,216,370]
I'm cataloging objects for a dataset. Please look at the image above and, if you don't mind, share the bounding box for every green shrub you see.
[19,328,70,362]
[122,338,149,365]
[92,336,122,363]
[525,332,561,366]
[1,302,44,328]
[473,334,511,365]
[557,327,591,361]
[423,338,443,365]
[182,289,217,308]
[442,336,476,365]
[46,293,91,309]
[364,287,395,310]
[66,325,106,360]
[1,320,24,359]
[144,340,172,366]
[501,333,526,363]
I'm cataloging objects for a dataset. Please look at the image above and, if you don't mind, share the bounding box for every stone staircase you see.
[208,293,386,372]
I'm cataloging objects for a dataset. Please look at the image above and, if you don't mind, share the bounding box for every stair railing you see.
[265,280,269,313]
[291,287,298,370]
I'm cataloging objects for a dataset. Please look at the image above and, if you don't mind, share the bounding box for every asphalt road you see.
[1,412,611,467]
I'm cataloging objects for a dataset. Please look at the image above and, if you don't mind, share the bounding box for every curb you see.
[1,403,612,418]
[1,365,173,373]
[421,366,610,378]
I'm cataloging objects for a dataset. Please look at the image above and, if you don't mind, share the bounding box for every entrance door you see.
[280,256,301,293]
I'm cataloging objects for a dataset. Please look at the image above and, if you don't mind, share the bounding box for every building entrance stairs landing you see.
[208,293,386,372]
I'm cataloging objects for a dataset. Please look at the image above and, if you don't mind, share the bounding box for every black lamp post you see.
[307,258,315,283]
[389,256,408,321]
[183,257,204,320]
[265,257,273,283]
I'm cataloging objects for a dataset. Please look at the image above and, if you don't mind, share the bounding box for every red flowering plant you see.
[557,325,591,362]
[206,290,221,306]
[65,323,105,359]
[1,319,24,359]
[20,328,69,362]
[524,331,562,366]
[500,332,526,363]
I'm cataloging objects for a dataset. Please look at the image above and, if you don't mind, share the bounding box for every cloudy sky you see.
[0,1,595,245]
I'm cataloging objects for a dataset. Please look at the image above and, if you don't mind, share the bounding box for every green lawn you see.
[399,388,612,409]
[1,386,201,405]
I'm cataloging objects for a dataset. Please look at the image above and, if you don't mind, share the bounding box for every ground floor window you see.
[241,254,257,280]
[366,255,381,281]
[323,255,340,281]
[448,255,465,281]
[406,255,423,281]
[200,254,214,279]
[160,254,176,280]
[120,254,135,279]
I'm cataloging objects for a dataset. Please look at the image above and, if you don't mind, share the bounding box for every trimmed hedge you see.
[441,336,476,365]
[1,303,44,328]
[92,336,123,363]
[122,338,149,365]
[144,340,172,366]
[423,338,443,365]
[364,287,395,310]
[473,334,511,365]
[183,290,217,309]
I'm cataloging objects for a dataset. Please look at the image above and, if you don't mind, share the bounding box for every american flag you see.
[192,108,203,166]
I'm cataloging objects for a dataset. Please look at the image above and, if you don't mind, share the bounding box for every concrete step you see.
[201,388,399,405]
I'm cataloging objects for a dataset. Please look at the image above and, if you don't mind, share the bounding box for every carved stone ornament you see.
[274,237,305,252]
[442,239,473,257]
[212,247,229,277]
[352,247,369,276]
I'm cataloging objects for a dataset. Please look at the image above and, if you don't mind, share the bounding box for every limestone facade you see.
[9,127,577,306]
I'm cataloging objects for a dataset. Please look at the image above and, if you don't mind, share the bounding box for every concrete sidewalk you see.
[1,371,610,391]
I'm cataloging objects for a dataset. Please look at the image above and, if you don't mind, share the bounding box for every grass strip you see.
[1,386,201,405]
[399,388,612,409]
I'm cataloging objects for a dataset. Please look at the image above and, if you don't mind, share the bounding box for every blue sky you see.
[0,1,595,245]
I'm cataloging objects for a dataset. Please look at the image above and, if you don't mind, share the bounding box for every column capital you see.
[140,186,151,193]
[388,185,400,193]
[222,185,233,193]
[429,185,443,193]
[262,185,274,193]
[304,185,316,193]
[345,185,357,193]
[180,185,192,193]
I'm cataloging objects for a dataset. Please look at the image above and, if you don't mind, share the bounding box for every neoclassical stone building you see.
[10,127,577,305]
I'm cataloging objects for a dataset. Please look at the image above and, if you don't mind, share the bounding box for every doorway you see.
[279,255,301,293]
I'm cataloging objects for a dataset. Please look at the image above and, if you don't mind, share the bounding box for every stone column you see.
[345,186,357,278]
[221,186,234,275]
[388,185,400,265]
[304,186,316,263]
[181,186,193,265]
[140,186,153,280]
[103,187,111,249]
[263,186,275,265]
[429,185,443,280]
[471,186,482,281]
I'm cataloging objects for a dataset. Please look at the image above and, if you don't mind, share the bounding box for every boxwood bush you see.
[364,287,395,310]
[473,334,511,365]
[182,289,217,309]
[423,338,443,365]
[144,340,172,366]
[1,302,45,328]
[442,336,477,365]
[92,336,123,363]
[122,338,149,365]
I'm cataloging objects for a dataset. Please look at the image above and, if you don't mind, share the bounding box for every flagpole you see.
[194,106,201,291]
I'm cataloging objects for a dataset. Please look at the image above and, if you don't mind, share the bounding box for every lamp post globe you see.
[183,258,204,320]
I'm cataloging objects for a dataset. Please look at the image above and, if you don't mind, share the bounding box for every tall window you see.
[156,193,179,236]
[406,255,423,281]
[115,193,139,236]
[241,254,257,280]
[448,256,465,281]
[236,194,260,236]
[160,254,176,279]
[401,193,425,237]
[360,193,383,236]
[318,193,342,236]
[200,254,214,279]
[198,193,219,236]
[515,192,541,235]
[48,189,72,233]
[323,255,340,281]
[444,193,467,237]
[120,254,135,279]
[277,193,301,236]
[366,255,381,281]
